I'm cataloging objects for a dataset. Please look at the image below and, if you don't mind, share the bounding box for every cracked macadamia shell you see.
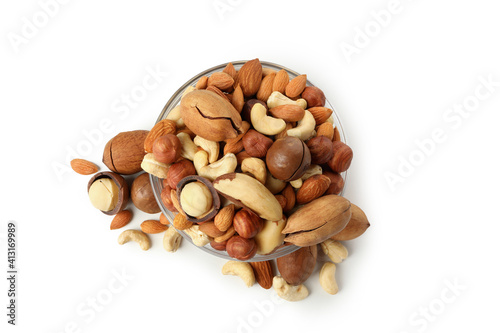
[266,136,311,181]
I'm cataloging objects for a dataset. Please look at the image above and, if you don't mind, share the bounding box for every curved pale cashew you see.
[290,178,302,189]
[193,135,219,163]
[241,158,266,184]
[250,103,287,136]
[287,110,316,141]
[320,239,348,263]
[222,261,255,287]
[141,153,170,178]
[181,85,196,99]
[267,91,307,110]
[273,276,309,301]
[118,229,150,251]
[193,151,237,181]
[166,105,185,128]
[163,227,182,253]
[265,171,287,194]
[183,225,210,247]
[176,132,198,161]
[319,262,338,295]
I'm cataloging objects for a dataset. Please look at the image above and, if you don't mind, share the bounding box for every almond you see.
[159,213,169,225]
[275,194,287,210]
[214,204,235,232]
[256,72,276,102]
[140,220,168,234]
[333,126,341,141]
[281,184,296,213]
[285,74,307,98]
[223,62,237,80]
[144,119,177,153]
[206,85,230,103]
[268,105,305,122]
[70,159,99,175]
[223,139,244,155]
[110,210,132,230]
[307,107,333,125]
[237,58,262,97]
[250,261,274,289]
[172,213,192,230]
[316,122,334,140]
[273,69,289,94]
[262,67,277,77]
[208,72,234,92]
[296,174,331,205]
[195,76,208,90]
[231,84,245,113]
[199,221,225,238]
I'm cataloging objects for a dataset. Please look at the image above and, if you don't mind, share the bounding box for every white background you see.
[1,0,499,332]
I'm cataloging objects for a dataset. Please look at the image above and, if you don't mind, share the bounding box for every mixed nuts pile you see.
[72,59,370,302]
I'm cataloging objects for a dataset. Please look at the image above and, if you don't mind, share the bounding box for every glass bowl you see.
[150,60,347,262]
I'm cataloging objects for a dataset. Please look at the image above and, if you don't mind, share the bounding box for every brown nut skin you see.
[160,184,178,213]
[103,130,149,175]
[87,172,129,215]
[301,86,326,107]
[242,129,273,158]
[266,136,311,181]
[306,136,334,165]
[166,159,196,189]
[152,134,181,164]
[331,204,370,241]
[210,240,227,251]
[226,235,258,261]
[131,173,161,214]
[241,99,267,123]
[233,209,263,239]
[277,245,317,286]
[327,141,353,173]
[323,171,345,195]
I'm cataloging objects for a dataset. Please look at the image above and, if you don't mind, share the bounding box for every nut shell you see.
[87,172,129,215]
[131,173,161,214]
[266,136,311,181]
[277,245,317,285]
[176,175,221,223]
[103,130,149,175]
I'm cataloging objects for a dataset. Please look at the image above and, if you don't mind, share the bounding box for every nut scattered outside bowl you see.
[87,171,129,215]
[103,130,149,174]
[131,173,161,214]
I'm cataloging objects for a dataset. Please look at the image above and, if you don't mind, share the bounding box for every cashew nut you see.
[250,103,286,136]
[241,158,266,184]
[222,261,255,287]
[163,227,182,253]
[183,225,210,247]
[118,229,150,251]
[141,153,170,178]
[179,181,213,217]
[181,85,196,99]
[273,276,309,302]
[320,239,348,263]
[287,110,316,141]
[319,262,338,295]
[166,105,185,128]
[193,135,219,163]
[193,150,237,181]
[176,132,198,161]
[267,91,307,110]
[290,179,302,189]
[265,171,287,194]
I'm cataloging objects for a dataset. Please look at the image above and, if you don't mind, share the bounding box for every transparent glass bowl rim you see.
[150,60,348,262]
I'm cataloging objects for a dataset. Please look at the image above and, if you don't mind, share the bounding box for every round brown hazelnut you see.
[226,235,257,261]
[233,209,263,239]
[266,136,311,181]
[166,159,196,189]
[131,173,161,214]
[327,141,353,173]
[210,240,227,251]
[242,129,273,158]
[301,86,326,107]
[306,136,334,164]
[323,171,345,195]
[152,134,181,164]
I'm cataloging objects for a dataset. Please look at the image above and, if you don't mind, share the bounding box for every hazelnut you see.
[210,240,227,251]
[226,235,258,261]
[242,129,273,158]
[160,184,177,213]
[233,209,263,239]
[103,130,149,174]
[301,86,326,107]
[87,172,129,215]
[166,159,196,189]
[131,173,160,214]
[306,136,334,165]
[266,136,311,181]
[323,171,345,195]
[152,134,181,164]
[327,141,353,173]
